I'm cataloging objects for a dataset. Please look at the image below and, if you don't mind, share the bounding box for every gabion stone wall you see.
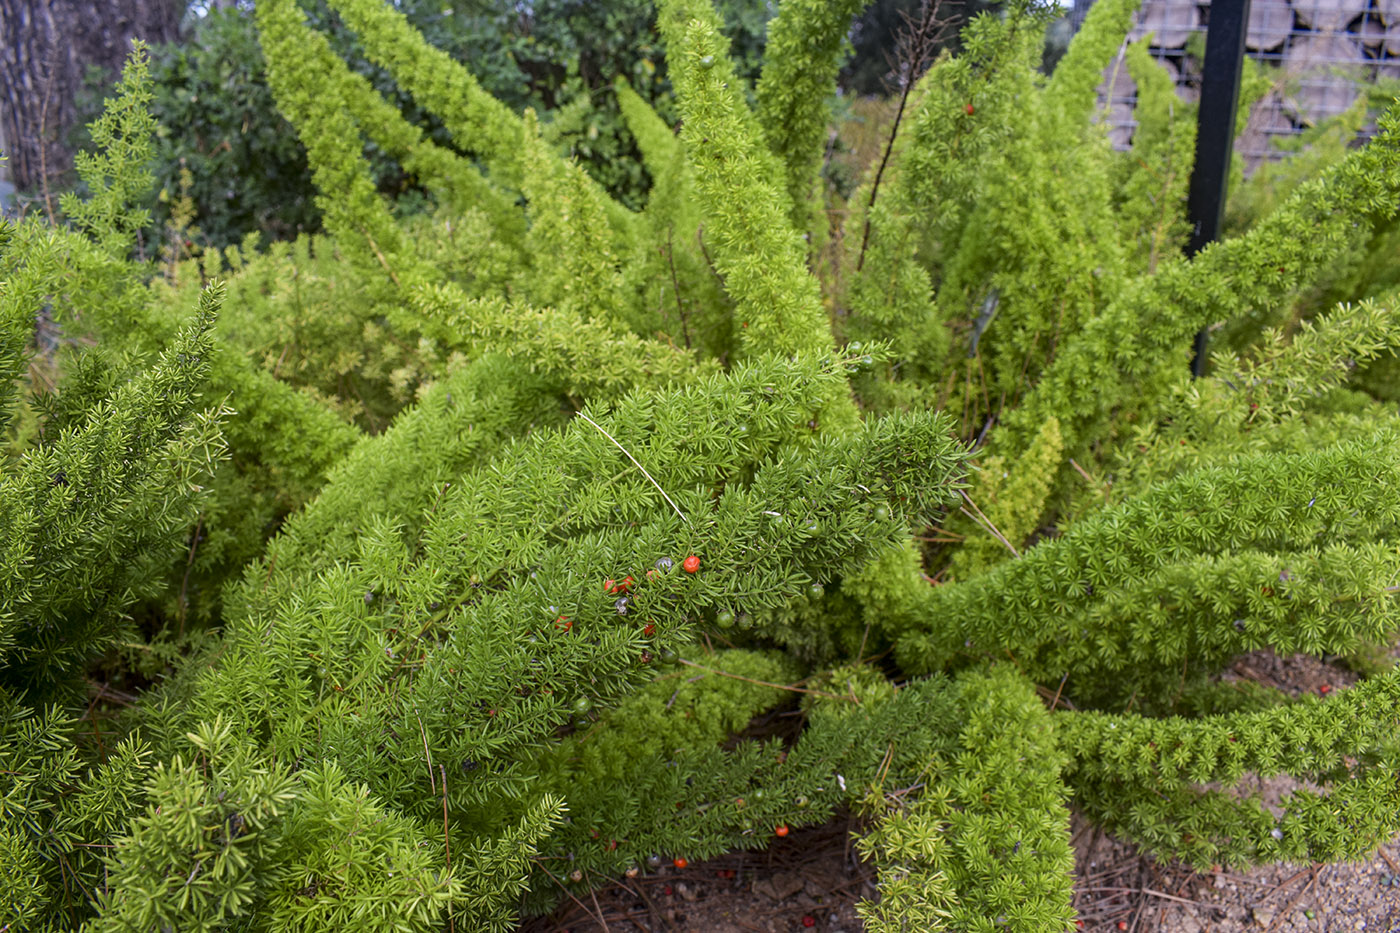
[1086,0,1398,165]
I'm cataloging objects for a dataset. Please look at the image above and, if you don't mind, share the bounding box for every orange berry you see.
[682,555,700,573]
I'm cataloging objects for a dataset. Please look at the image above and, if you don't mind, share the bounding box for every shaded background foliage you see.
[38,0,1057,250]
[70,0,786,248]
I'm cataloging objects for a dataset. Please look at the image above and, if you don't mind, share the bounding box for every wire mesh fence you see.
[1081,0,1400,167]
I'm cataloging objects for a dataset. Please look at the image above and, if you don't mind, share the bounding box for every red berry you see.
[673,857,688,869]
[1118,923,1129,931]
[643,623,656,637]
[775,824,790,838]
[619,575,635,592]
[802,917,816,928]
[663,884,674,896]
[604,578,617,594]
[1075,923,1084,930]
[965,102,974,115]
[682,555,700,573]
[1319,684,1332,695]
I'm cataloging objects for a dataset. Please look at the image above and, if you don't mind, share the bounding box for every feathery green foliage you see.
[756,0,869,238]
[657,0,835,362]
[857,666,1074,932]
[9,2,1400,930]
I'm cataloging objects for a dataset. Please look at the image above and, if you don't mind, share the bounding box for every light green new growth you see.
[1114,39,1195,272]
[264,0,522,245]
[60,41,158,252]
[614,79,683,181]
[614,77,734,357]
[520,110,627,326]
[999,104,1400,460]
[324,0,638,241]
[12,3,1400,930]
[857,666,1074,932]
[1043,0,1144,120]
[657,0,837,364]
[255,0,417,293]
[756,0,867,237]
[951,414,1062,579]
[898,435,1400,682]
[411,283,715,401]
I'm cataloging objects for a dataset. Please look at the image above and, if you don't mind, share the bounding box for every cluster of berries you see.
[604,555,701,615]
[598,556,703,662]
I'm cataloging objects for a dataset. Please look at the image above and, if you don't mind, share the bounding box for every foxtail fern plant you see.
[4,0,1400,930]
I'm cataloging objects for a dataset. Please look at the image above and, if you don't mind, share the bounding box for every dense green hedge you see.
[4,1,1400,930]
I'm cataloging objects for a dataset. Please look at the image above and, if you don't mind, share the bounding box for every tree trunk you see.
[0,0,183,194]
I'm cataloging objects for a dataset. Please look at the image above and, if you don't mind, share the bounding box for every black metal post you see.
[1186,0,1252,377]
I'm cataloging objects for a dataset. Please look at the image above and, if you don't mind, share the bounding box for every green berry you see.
[736,612,753,629]
[573,696,593,715]
[873,505,890,521]
[808,583,825,600]
[716,610,736,628]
